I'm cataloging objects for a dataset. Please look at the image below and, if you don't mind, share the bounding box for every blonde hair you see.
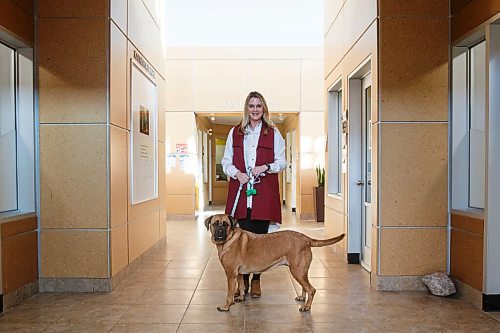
[238,91,275,135]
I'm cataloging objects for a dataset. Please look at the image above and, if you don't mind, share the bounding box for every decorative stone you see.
[422,272,456,296]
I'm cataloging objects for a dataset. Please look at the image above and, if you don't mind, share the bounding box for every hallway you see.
[0,208,499,332]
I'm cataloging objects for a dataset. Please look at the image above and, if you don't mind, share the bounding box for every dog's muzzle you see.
[214,227,227,242]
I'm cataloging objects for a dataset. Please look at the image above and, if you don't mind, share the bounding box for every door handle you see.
[356,180,364,186]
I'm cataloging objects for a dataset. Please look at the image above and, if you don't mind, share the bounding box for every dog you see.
[204,213,345,312]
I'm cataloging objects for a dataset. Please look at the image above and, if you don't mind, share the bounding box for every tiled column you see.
[38,4,110,290]
[374,1,449,289]
[37,0,167,291]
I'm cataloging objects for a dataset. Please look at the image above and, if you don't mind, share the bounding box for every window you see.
[327,81,342,195]
[0,43,35,214]
[0,43,17,212]
[452,40,485,210]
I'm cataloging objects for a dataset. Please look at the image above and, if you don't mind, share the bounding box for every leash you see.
[230,167,265,218]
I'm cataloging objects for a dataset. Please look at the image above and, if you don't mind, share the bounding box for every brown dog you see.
[204,214,345,312]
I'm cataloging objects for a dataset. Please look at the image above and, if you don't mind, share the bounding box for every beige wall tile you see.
[165,195,195,215]
[379,123,447,227]
[301,194,314,216]
[128,197,159,222]
[300,168,315,196]
[38,18,107,123]
[324,0,344,34]
[379,0,448,17]
[1,231,37,293]
[192,46,248,59]
[324,9,346,77]
[110,22,127,129]
[380,228,447,275]
[110,0,127,32]
[452,0,500,43]
[451,228,483,291]
[40,125,107,229]
[371,226,379,272]
[111,223,128,276]
[128,0,165,77]
[324,207,346,238]
[128,211,160,262]
[166,172,195,195]
[158,142,166,203]
[165,60,194,111]
[40,230,108,278]
[379,17,448,121]
[343,0,377,54]
[0,0,34,46]
[159,208,167,239]
[247,46,300,59]
[301,60,324,111]
[165,46,193,59]
[110,125,128,228]
[193,60,247,112]
[39,0,109,17]
[300,46,323,60]
[247,60,300,112]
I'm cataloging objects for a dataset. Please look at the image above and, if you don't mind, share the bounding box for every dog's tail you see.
[310,234,345,247]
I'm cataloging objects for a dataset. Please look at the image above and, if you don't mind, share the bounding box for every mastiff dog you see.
[205,213,345,312]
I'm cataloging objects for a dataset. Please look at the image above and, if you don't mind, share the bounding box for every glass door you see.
[361,73,372,270]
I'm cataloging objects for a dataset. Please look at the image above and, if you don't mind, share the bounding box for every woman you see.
[221,91,286,298]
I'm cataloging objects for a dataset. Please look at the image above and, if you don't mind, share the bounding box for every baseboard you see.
[2,280,39,311]
[483,293,500,312]
[453,278,482,309]
[373,275,428,291]
[347,253,360,264]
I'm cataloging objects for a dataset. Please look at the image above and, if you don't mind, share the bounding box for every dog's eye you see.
[223,221,228,227]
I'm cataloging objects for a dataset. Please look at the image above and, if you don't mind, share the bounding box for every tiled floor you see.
[1,207,499,332]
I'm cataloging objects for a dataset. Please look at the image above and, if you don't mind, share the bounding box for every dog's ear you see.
[228,215,236,228]
[204,216,212,230]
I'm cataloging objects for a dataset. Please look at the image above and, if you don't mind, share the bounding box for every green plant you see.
[315,165,325,187]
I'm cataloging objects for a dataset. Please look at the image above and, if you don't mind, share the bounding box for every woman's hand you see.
[252,165,268,177]
[235,171,250,184]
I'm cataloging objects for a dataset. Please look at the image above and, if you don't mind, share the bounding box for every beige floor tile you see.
[177,323,244,333]
[148,278,199,290]
[43,323,115,333]
[136,289,194,305]
[0,322,49,333]
[118,304,187,324]
[166,260,208,269]
[56,304,130,323]
[158,268,204,279]
[182,304,245,324]
[109,323,179,333]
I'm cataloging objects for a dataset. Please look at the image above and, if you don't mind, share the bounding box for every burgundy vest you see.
[225,125,282,223]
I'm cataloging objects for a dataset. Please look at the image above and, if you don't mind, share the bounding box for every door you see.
[360,73,372,270]
[291,129,297,210]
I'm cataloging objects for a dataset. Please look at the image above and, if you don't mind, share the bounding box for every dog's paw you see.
[217,305,231,311]
[234,295,245,302]
[295,295,306,302]
[299,305,311,312]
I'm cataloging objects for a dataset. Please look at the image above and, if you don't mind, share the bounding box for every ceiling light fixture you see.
[278,113,285,121]
[210,114,215,122]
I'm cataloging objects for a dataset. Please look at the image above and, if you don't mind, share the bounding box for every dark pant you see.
[238,208,269,282]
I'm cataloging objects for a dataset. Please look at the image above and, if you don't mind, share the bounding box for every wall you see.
[451,0,500,42]
[324,0,449,287]
[323,0,378,253]
[165,45,324,219]
[0,0,34,47]
[37,0,166,290]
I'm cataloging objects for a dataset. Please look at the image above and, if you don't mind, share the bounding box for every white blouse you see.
[221,121,286,208]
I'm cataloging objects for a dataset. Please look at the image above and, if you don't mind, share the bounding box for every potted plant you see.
[313,165,325,222]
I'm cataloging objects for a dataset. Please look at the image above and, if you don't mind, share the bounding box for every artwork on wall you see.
[130,60,158,205]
